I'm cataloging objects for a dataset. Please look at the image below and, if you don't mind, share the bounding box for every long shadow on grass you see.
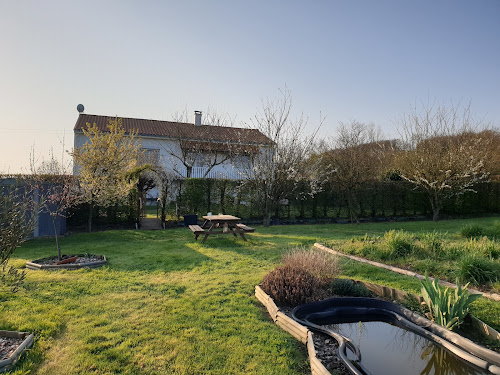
[198,234,315,263]
[14,230,212,273]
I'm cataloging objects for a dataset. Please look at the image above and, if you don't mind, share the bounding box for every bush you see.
[330,279,372,297]
[460,224,485,238]
[456,254,500,285]
[420,274,481,330]
[261,265,326,306]
[282,247,339,279]
[384,230,415,258]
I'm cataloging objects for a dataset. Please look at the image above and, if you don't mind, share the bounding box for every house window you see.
[141,148,160,165]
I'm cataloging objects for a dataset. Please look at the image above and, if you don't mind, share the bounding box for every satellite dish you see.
[77,104,85,113]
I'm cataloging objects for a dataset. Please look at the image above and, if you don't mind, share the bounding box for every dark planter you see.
[183,215,198,227]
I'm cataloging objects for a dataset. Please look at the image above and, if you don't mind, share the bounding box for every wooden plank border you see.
[255,286,332,375]
[313,242,500,302]
[314,243,500,343]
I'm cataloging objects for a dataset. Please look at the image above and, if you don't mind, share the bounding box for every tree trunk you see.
[429,191,441,221]
[52,217,62,261]
[88,200,93,232]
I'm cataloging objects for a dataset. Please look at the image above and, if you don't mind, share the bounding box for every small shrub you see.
[460,224,485,238]
[282,247,339,280]
[420,274,482,330]
[384,230,415,258]
[463,237,500,259]
[456,254,500,285]
[261,265,325,306]
[330,279,372,297]
[490,221,500,238]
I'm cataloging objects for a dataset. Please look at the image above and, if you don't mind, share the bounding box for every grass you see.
[2,216,500,374]
[324,219,500,288]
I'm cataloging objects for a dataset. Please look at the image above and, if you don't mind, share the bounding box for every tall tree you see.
[241,88,321,226]
[72,117,141,232]
[395,103,491,221]
[319,121,386,222]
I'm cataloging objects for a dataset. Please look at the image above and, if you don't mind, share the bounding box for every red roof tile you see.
[74,114,273,146]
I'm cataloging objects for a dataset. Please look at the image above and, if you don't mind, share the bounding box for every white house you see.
[73,111,274,197]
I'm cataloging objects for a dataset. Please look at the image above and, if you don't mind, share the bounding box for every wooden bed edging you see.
[0,331,34,373]
[313,243,500,302]
[313,243,500,343]
[255,285,331,375]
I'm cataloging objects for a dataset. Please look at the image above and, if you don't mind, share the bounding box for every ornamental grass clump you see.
[420,274,482,331]
[384,230,415,258]
[261,247,340,305]
[261,265,325,306]
[460,224,485,238]
[282,247,340,280]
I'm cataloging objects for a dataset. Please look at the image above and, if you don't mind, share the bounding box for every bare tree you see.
[320,121,385,222]
[241,88,321,227]
[0,177,36,292]
[395,103,491,221]
[29,147,79,260]
[159,109,238,179]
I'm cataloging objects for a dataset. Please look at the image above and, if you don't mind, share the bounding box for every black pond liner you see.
[292,297,500,375]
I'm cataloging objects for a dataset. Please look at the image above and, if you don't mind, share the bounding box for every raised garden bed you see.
[0,331,33,373]
[26,254,107,270]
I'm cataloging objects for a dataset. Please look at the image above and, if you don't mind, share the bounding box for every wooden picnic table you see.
[189,214,255,243]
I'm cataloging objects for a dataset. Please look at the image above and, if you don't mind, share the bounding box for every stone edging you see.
[314,243,500,302]
[255,285,330,375]
[0,331,34,373]
[26,256,107,270]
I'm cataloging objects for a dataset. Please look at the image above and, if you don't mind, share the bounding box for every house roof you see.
[74,114,274,146]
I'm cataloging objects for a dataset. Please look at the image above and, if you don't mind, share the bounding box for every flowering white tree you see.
[72,117,141,231]
[396,103,491,221]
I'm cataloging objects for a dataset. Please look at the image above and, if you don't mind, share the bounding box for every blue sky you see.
[1,0,499,172]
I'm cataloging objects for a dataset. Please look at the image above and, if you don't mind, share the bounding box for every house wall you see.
[74,132,264,180]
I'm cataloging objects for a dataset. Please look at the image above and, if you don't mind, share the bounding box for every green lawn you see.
[2,216,500,374]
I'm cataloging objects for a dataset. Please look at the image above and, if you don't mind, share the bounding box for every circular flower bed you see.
[26,254,107,270]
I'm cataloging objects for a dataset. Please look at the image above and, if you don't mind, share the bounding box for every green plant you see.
[384,230,415,258]
[261,265,325,305]
[420,274,482,330]
[330,279,372,297]
[456,254,500,285]
[460,224,485,238]
[463,237,500,259]
[282,247,339,279]
[420,231,445,259]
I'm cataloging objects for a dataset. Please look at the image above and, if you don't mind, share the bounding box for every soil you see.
[278,304,350,374]
[0,336,24,360]
[30,254,105,266]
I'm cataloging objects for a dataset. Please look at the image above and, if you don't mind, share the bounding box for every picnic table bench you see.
[188,215,255,243]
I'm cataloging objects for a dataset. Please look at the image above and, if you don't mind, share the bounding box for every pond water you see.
[331,321,489,375]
